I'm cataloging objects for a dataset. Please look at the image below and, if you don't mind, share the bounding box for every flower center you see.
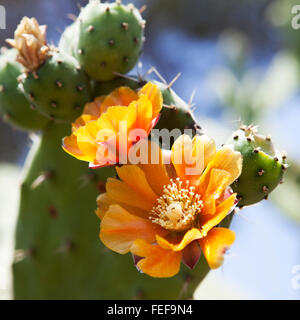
[150,178,203,232]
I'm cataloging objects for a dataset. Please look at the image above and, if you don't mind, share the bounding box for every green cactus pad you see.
[13,121,231,299]
[76,0,144,81]
[19,51,92,123]
[229,126,286,207]
[0,48,49,131]
[154,81,199,134]
[93,75,142,96]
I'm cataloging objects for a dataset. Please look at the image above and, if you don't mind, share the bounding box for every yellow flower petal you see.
[205,168,231,198]
[200,134,216,167]
[72,114,97,132]
[96,193,113,219]
[75,126,98,160]
[198,145,242,195]
[129,95,153,131]
[131,239,182,278]
[62,134,94,162]
[100,87,138,112]
[96,192,150,220]
[83,96,105,117]
[138,82,163,118]
[200,193,236,236]
[199,227,235,269]
[106,178,155,212]
[97,105,137,136]
[201,194,216,216]
[116,165,158,204]
[171,134,193,181]
[171,135,216,185]
[100,205,165,254]
[138,140,170,196]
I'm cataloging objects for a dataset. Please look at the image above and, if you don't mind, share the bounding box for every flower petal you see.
[96,192,150,219]
[138,82,163,118]
[201,168,231,215]
[200,193,236,237]
[83,96,105,117]
[171,135,216,185]
[106,178,155,212]
[62,134,93,162]
[75,126,98,160]
[138,140,170,196]
[171,135,193,182]
[129,95,153,132]
[72,114,96,132]
[156,228,203,251]
[116,165,158,203]
[205,168,231,198]
[100,205,165,254]
[199,227,235,269]
[131,239,182,278]
[100,87,138,113]
[198,145,242,195]
[200,135,217,167]
[96,193,113,219]
[97,105,137,135]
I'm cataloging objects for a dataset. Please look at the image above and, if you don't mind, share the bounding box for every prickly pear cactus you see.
[58,20,80,57]
[19,51,92,122]
[6,0,287,301]
[13,116,214,300]
[0,48,49,131]
[154,81,199,133]
[93,75,142,96]
[75,0,145,81]
[7,17,92,123]
[229,125,287,207]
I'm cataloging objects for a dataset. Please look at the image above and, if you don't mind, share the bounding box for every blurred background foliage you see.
[0,0,300,299]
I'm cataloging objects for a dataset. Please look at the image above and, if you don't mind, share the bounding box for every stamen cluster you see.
[150,178,203,232]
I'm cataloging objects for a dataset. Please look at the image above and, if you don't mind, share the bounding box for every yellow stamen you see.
[150,178,203,232]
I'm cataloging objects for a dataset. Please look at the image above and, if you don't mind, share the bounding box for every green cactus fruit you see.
[76,0,145,81]
[19,51,93,122]
[229,125,287,207]
[0,48,49,131]
[13,121,229,299]
[58,20,80,57]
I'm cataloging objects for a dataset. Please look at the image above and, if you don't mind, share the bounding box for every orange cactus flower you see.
[97,135,242,278]
[62,82,162,168]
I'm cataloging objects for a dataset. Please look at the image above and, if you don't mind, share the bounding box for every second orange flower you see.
[63,82,162,167]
